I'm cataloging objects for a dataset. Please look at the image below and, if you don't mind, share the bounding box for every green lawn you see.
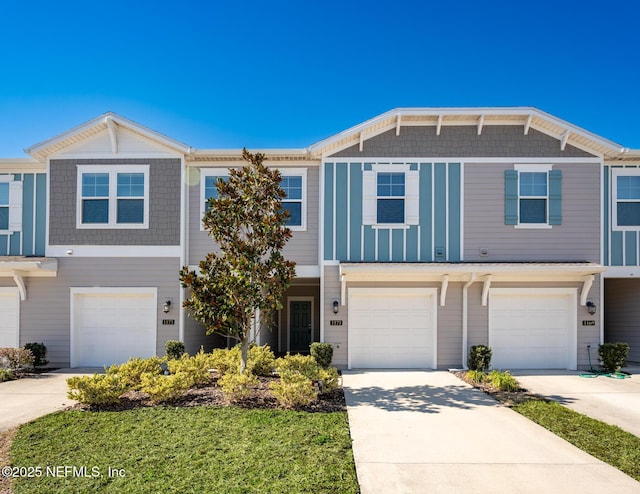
[513,399,640,481]
[9,407,359,494]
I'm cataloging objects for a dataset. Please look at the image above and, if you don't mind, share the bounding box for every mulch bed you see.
[452,371,539,406]
[72,375,347,413]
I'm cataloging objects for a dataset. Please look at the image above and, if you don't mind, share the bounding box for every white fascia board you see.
[190,149,309,159]
[0,159,45,172]
[602,266,640,278]
[184,264,320,278]
[47,245,182,257]
[0,259,58,277]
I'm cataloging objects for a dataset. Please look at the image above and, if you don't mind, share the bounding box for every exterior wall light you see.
[586,301,596,315]
[163,300,172,313]
[332,300,339,314]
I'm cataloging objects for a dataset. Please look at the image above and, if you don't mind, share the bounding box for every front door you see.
[290,300,312,352]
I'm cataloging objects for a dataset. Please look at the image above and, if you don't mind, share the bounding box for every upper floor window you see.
[377,172,405,223]
[505,165,561,228]
[613,169,640,230]
[363,164,419,227]
[76,165,149,229]
[0,176,22,233]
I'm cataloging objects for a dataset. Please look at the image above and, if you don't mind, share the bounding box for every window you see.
[0,176,22,232]
[200,169,230,230]
[76,165,149,228]
[377,172,405,224]
[281,175,303,227]
[612,169,640,229]
[505,165,561,227]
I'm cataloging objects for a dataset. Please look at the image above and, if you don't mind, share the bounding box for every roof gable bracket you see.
[524,114,533,135]
[105,117,118,154]
[436,114,443,136]
[560,130,571,151]
[440,274,449,306]
[340,274,346,306]
[359,131,364,152]
[477,115,485,136]
[396,114,402,136]
[12,270,27,301]
[580,275,594,306]
[481,274,492,306]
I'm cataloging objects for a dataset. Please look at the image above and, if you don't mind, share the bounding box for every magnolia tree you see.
[179,149,296,374]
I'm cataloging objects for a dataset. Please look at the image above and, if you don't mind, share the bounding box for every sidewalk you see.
[343,370,640,494]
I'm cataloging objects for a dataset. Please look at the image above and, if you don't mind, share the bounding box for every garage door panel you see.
[349,288,436,369]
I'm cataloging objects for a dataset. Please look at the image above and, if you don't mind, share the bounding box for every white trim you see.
[47,245,181,257]
[488,287,578,370]
[514,164,554,173]
[76,164,150,229]
[281,168,308,232]
[327,157,601,164]
[295,265,321,278]
[0,176,22,233]
[610,168,640,231]
[346,164,350,260]
[513,164,554,228]
[460,163,465,260]
[70,286,158,368]
[287,296,314,353]
[347,287,438,370]
[602,266,640,277]
[0,287,20,348]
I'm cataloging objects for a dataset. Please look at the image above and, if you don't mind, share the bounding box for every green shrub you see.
[270,372,318,408]
[210,347,241,375]
[218,372,258,401]
[310,342,333,368]
[106,356,166,390]
[24,342,48,367]
[140,372,191,403]
[318,366,340,392]
[468,345,492,371]
[488,370,519,392]
[247,345,276,376]
[465,369,486,384]
[0,367,15,382]
[67,374,128,406]
[165,340,186,360]
[167,351,212,387]
[0,347,34,371]
[599,342,630,373]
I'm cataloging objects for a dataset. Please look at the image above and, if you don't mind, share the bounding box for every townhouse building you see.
[0,108,638,369]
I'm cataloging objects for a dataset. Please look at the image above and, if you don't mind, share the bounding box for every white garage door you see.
[348,288,437,369]
[489,288,577,370]
[0,288,19,347]
[72,288,157,367]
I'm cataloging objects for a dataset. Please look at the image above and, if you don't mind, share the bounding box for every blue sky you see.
[1,0,638,157]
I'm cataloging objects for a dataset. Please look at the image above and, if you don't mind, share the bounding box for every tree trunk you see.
[240,334,249,375]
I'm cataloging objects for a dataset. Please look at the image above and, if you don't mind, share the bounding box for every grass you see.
[513,399,640,482]
[9,407,359,494]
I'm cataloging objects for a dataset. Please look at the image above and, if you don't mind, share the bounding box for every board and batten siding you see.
[603,165,640,266]
[323,161,462,262]
[188,166,320,267]
[0,173,46,256]
[3,258,182,366]
[464,162,600,262]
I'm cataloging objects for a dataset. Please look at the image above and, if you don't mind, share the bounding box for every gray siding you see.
[323,265,348,367]
[49,159,181,245]
[330,126,595,158]
[464,162,600,262]
[605,279,640,363]
[7,257,181,366]
[188,166,320,266]
[182,311,225,356]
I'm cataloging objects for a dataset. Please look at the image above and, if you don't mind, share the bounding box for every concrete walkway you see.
[343,370,640,494]
[0,368,96,432]
[513,367,640,437]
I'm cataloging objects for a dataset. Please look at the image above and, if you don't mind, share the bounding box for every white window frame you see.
[76,164,150,229]
[199,168,230,231]
[280,168,307,232]
[363,164,419,228]
[612,168,640,231]
[514,164,553,229]
[0,175,23,233]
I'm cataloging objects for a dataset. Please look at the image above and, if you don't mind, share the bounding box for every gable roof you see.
[25,112,192,160]
[307,107,631,160]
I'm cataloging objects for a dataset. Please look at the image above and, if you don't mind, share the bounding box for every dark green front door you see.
[290,300,312,352]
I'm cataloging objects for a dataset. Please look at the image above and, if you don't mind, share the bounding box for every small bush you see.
[210,347,241,375]
[247,345,276,376]
[0,347,34,371]
[270,372,318,408]
[465,369,486,384]
[218,372,258,401]
[167,351,212,387]
[319,366,340,392]
[599,342,630,373]
[106,356,166,390]
[24,342,48,368]
[310,342,333,368]
[488,370,519,392]
[0,368,15,382]
[140,372,191,403]
[67,374,127,406]
[165,340,186,360]
[468,345,492,371]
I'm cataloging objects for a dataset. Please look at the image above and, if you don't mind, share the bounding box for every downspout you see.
[462,273,477,369]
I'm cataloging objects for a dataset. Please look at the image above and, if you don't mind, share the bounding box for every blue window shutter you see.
[504,170,518,225]
[548,169,562,225]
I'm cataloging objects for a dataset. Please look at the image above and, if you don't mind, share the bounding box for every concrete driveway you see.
[343,370,640,494]
[512,366,640,437]
[0,369,96,432]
